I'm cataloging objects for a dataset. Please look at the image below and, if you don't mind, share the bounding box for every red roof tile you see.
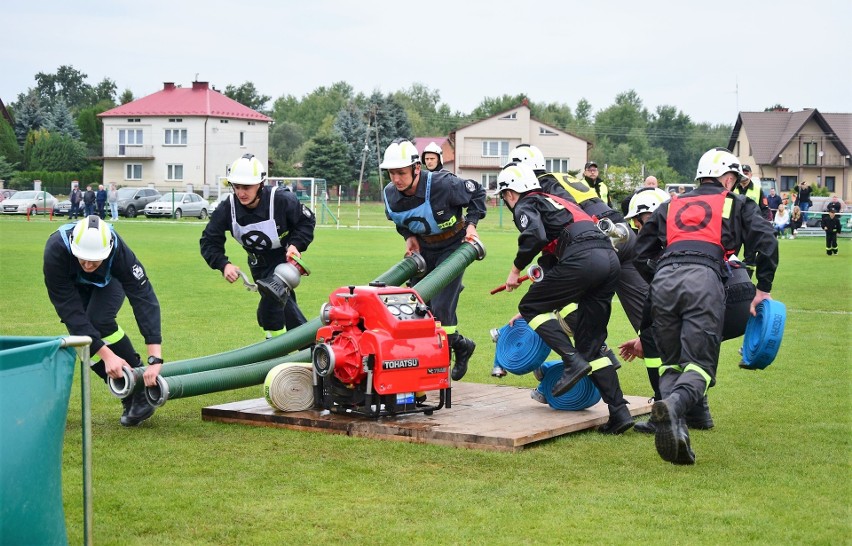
[98,82,271,121]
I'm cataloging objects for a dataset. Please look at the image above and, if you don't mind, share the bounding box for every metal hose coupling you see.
[597,218,631,252]
[144,375,170,408]
[108,366,145,399]
[465,235,487,260]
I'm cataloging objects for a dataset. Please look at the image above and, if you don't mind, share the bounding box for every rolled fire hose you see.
[491,318,552,375]
[536,360,601,411]
[264,362,314,412]
[109,253,428,398]
[739,299,786,370]
[145,240,486,407]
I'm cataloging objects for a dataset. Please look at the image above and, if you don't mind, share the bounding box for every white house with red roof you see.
[98,81,271,194]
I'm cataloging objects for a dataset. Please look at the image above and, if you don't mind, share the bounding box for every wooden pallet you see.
[202,383,653,452]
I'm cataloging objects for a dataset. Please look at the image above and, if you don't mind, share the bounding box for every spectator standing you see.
[69,182,82,219]
[107,182,119,220]
[634,148,778,465]
[96,184,107,219]
[793,181,813,221]
[43,215,164,426]
[620,175,659,215]
[773,203,791,238]
[381,139,485,381]
[820,210,842,255]
[83,185,96,217]
[582,161,612,207]
[825,194,842,214]
[766,188,782,220]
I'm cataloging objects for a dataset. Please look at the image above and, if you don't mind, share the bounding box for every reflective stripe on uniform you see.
[683,363,712,395]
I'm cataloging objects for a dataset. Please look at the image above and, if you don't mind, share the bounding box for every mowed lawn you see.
[1,204,850,545]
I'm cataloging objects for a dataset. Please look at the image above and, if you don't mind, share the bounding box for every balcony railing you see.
[775,153,850,168]
[455,154,508,170]
[101,145,155,159]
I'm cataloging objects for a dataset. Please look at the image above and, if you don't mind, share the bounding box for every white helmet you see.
[70,215,113,261]
[695,147,745,182]
[423,142,443,162]
[509,144,546,171]
[625,188,670,219]
[227,153,266,185]
[380,139,420,170]
[497,162,541,195]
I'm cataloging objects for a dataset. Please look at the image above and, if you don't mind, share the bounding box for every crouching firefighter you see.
[381,138,486,381]
[497,162,633,435]
[201,153,316,339]
[43,215,164,427]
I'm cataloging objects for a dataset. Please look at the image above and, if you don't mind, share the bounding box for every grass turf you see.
[1,203,850,545]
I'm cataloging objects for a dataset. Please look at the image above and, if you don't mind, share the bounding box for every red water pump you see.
[312,282,451,417]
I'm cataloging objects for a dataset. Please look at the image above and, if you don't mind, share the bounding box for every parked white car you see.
[1,191,58,215]
[144,192,209,219]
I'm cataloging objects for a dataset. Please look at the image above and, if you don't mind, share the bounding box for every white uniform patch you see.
[132,264,144,280]
[465,180,476,193]
[520,214,529,229]
[302,204,314,218]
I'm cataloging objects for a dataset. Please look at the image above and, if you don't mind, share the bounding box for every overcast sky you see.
[4,0,850,126]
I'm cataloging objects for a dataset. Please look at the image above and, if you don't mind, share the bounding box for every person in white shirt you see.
[773,203,791,238]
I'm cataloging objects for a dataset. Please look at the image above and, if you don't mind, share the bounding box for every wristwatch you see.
[147,356,164,365]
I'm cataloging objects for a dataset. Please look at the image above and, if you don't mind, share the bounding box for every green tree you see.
[333,102,369,183]
[224,82,271,113]
[272,81,355,140]
[119,89,135,105]
[530,101,575,132]
[0,155,17,181]
[0,116,22,165]
[470,94,530,120]
[26,129,89,171]
[301,133,353,187]
[13,90,46,145]
[45,98,81,139]
[269,121,305,163]
[91,78,118,104]
[593,90,649,147]
[34,65,94,111]
[76,100,114,155]
[647,105,693,179]
[391,83,464,136]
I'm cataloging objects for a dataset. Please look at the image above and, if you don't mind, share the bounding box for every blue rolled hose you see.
[740,299,787,370]
[493,319,553,375]
[536,360,601,410]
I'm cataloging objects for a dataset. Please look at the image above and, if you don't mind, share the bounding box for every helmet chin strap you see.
[400,166,419,195]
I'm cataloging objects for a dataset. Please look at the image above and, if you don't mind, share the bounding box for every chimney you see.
[164,82,176,90]
[192,81,209,90]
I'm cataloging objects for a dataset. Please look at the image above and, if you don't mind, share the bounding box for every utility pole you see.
[356,117,371,231]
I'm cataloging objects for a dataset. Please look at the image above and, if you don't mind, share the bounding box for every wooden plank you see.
[201,382,652,452]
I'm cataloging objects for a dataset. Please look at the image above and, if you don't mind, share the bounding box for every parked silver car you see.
[116,187,162,218]
[2,190,58,215]
[144,192,209,219]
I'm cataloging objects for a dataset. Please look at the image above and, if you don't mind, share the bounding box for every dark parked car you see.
[116,187,162,218]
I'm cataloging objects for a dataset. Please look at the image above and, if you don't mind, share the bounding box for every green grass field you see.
[1,204,850,545]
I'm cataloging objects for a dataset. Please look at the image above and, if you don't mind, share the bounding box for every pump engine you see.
[312,282,451,417]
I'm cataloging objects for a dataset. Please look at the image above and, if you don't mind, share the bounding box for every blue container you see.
[1,336,76,546]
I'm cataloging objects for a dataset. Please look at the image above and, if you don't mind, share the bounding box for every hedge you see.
[9,169,103,196]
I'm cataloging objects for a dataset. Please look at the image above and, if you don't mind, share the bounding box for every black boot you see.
[598,403,634,435]
[121,388,155,427]
[120,396,133,422]
[651,392,695,465]
[451,335,476,381]
[633,419,656,434]
[551,353,591,397]
[684,396,714,430]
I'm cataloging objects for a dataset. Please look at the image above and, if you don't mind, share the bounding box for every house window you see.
[220,119,229,124]
[780,175,797,192]
[127,118,140,123]
[825,176,836,192]
[539,127,558,136]
[247,121,256,126]
[240,131,245,147]
[546,158,570,172]
[164,129,187,145]
[118,129,143,156]
[803,142,817,165]
[168,118,183,123]
[167,164,184,181]
[482,140,509,158]
[125,164,142,180]
[481,173,498,193]
[498,112,517,120]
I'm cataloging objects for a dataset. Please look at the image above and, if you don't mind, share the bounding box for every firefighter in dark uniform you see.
[381,139,486,381]
[634,148,778,465]
[44,215,163,427]
[201,153,316,338]
[820,209,842,255]
[509,144,644,378]
[498,162,633,435]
